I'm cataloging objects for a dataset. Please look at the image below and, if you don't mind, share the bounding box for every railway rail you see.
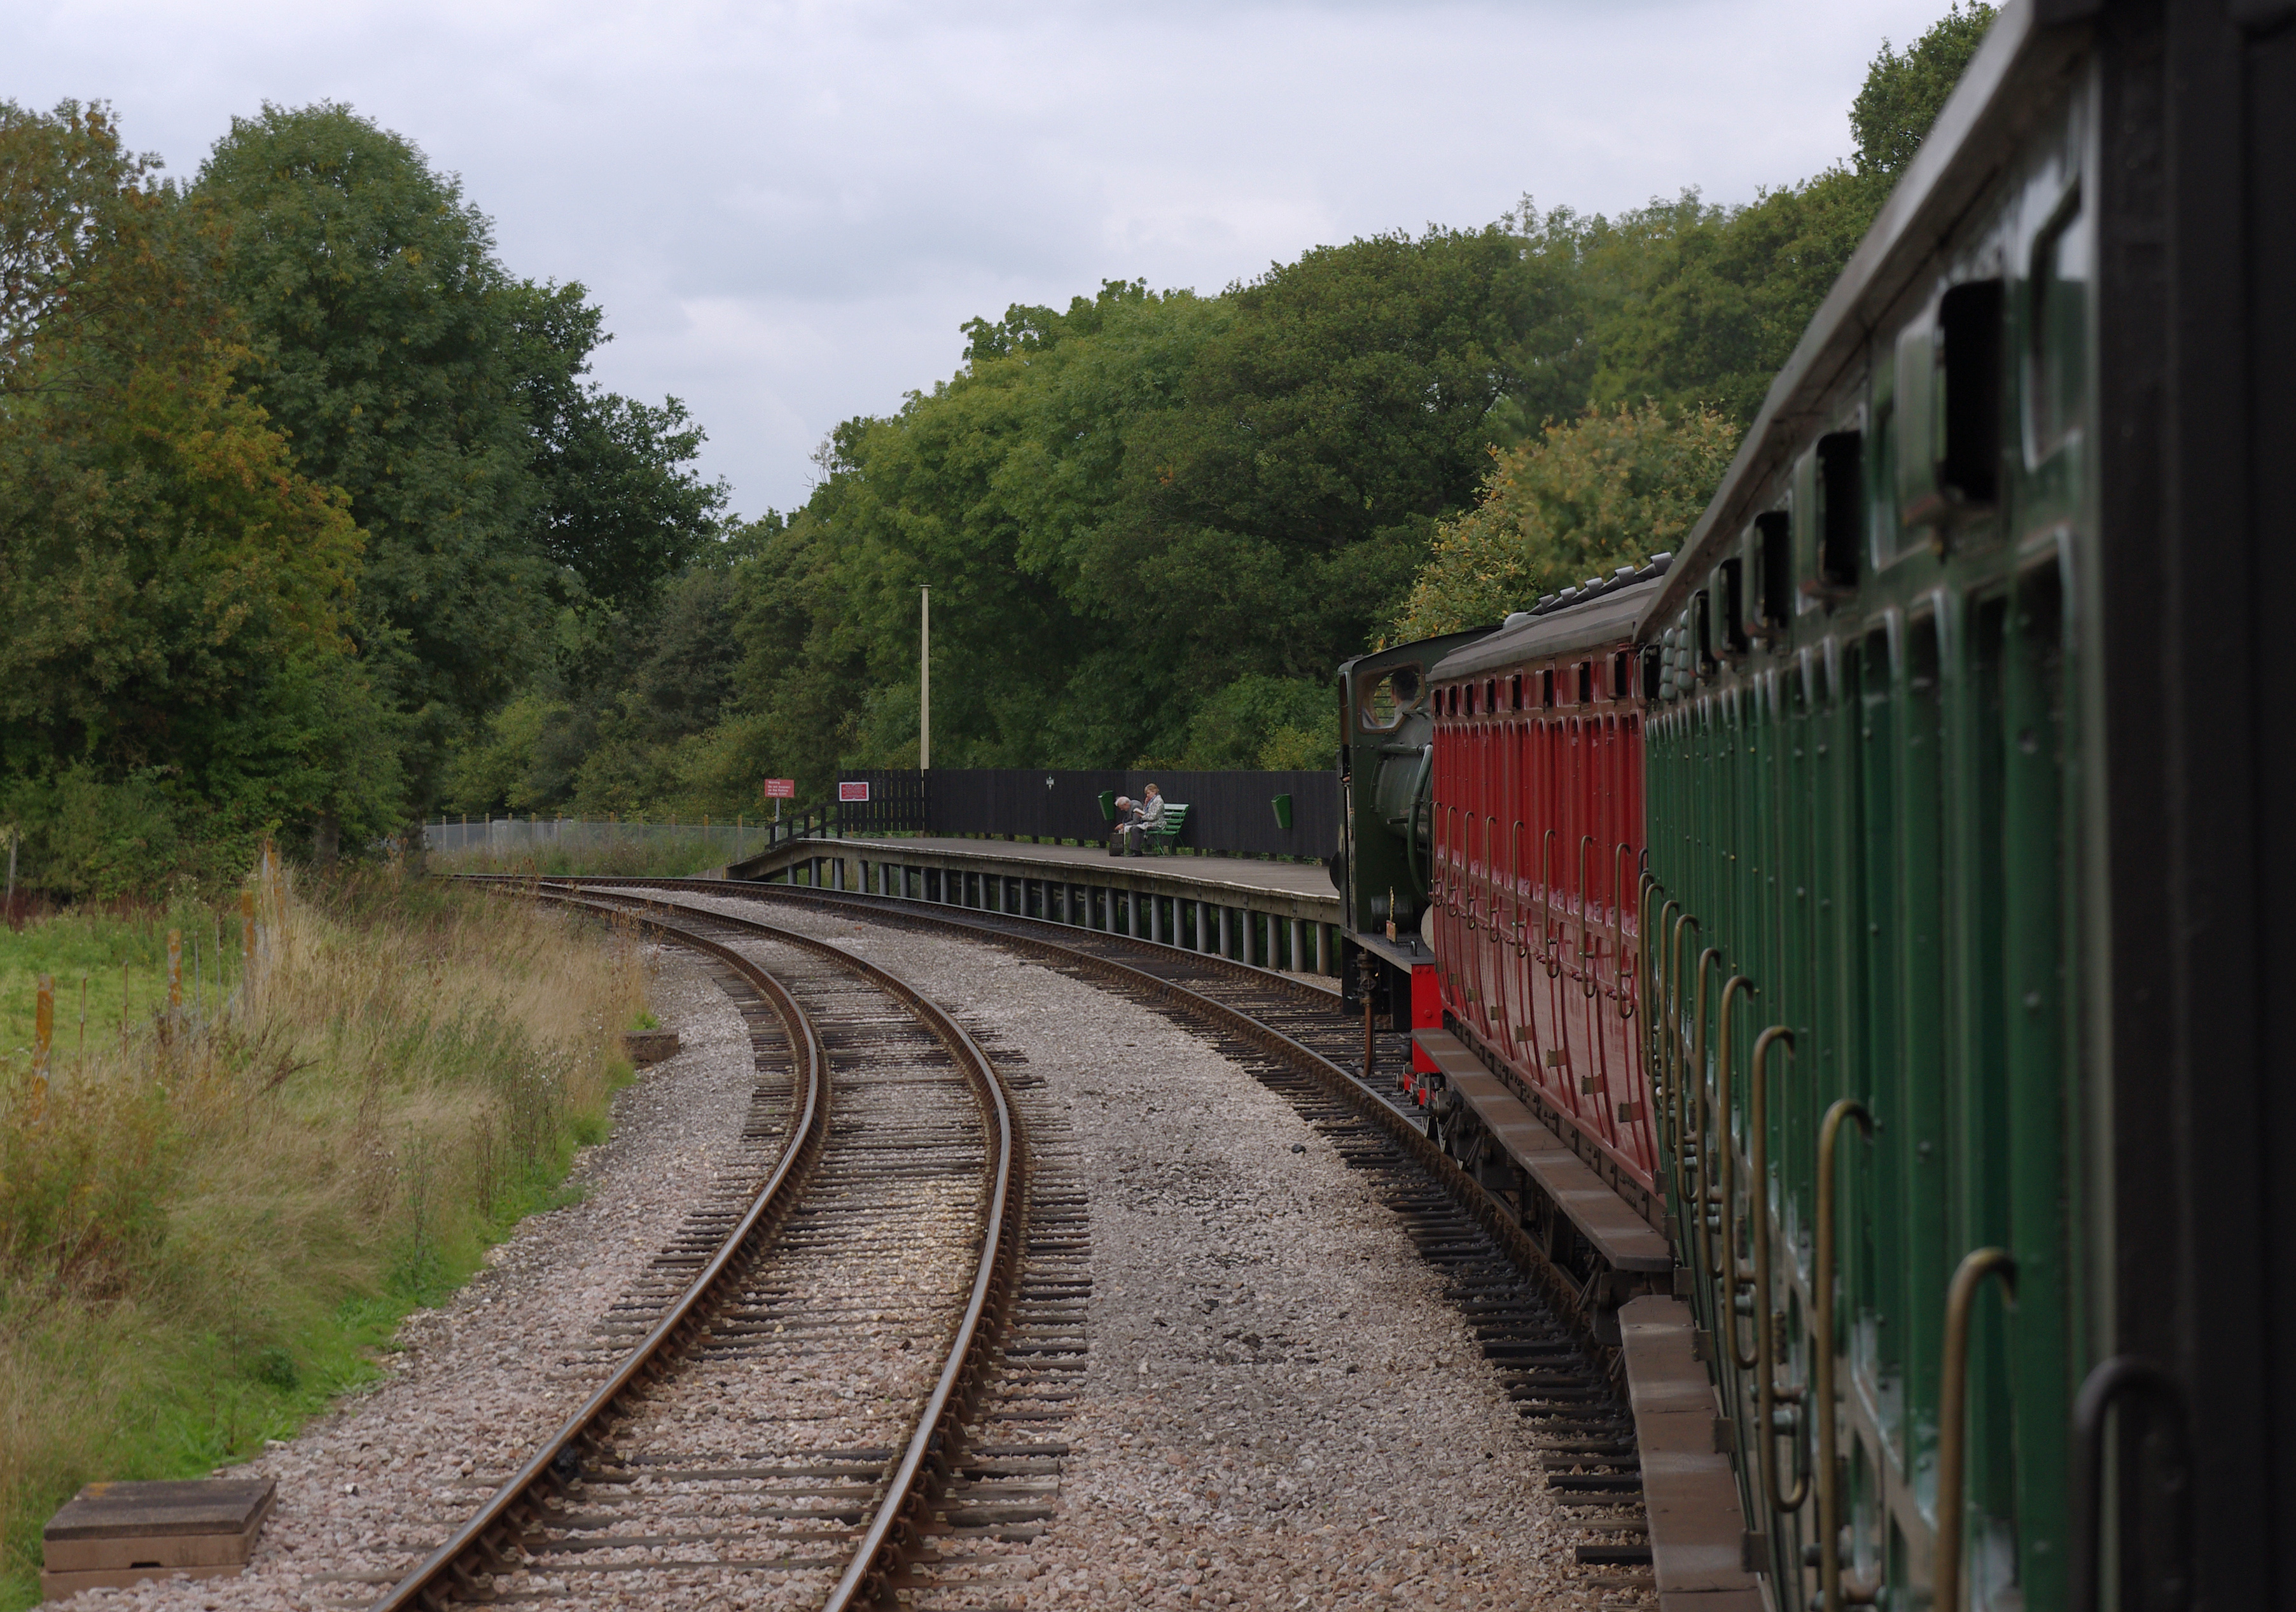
[373,891,1023,1610]
[463,873,1659,1584]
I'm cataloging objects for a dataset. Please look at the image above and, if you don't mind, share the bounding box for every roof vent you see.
[1503,611,1533,630]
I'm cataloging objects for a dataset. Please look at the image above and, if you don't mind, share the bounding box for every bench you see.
[1142,802,1190,853]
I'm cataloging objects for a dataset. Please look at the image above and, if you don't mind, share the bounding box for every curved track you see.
[375,893,1024,1610]
[477,874,1653,1580]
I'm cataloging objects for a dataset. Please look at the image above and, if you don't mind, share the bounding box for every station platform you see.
[723,835,1346,976]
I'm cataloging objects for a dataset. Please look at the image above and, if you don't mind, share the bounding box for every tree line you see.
[0,102,727,893]
[0,4,1989,890]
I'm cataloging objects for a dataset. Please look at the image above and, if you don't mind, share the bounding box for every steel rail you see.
[484,882,1029,1609]
[370,894,828,1612]
[504,873,1611,1384]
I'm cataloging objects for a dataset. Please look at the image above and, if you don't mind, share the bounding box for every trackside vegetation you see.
[0,879,646,1609]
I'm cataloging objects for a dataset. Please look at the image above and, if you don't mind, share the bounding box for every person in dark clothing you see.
[1109,795,1142,856]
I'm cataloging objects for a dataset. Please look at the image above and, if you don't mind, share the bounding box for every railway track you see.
[371,893,1023,1610]
[476,875,1653,1585]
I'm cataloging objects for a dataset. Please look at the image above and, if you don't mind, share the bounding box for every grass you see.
[429,835,735,880]
[0,870,646,1609]
[0,898,235,1063]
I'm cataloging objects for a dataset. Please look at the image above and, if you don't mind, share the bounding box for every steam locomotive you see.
[1333,4,2293,1606]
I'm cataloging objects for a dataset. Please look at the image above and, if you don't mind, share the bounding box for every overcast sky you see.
[8,1,1951,517]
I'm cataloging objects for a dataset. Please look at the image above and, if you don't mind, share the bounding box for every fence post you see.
[33,974,53,1088]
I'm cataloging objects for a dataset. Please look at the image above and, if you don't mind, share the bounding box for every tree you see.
[511,279,729,608]
[1852,4,1998,179]
[1393,403,1740,641]
[198,104,724,821]
[197,105,546,801]
[0,101,381,894]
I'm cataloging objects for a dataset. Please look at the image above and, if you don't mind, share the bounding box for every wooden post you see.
[33,974,53,1085]
[167,930,182,1009]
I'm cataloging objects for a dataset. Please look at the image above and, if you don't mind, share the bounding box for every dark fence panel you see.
[837,768,1339,859]
[833,769,928,835]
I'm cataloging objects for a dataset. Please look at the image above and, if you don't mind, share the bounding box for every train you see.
[1333,4,2293,1608]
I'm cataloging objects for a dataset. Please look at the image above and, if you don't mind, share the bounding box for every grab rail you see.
[1714,973,1758,1352]
[1934,1247,2018,1612]
[1815,1097,1875,1611]
[1685,947,1723,1256]
[2069,1356,2190,1612]
[1750,1025,1807,1513]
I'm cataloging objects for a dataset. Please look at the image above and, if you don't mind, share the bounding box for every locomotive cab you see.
[1332,630,1490,1068]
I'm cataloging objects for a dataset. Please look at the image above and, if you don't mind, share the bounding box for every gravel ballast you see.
[657,893,1607,1612]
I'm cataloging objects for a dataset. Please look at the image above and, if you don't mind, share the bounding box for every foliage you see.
[2,3,1996,872]
[1853,4,1998,179]
[0,97,725,894]
[466,1,1991,816]
[0,101,383,896]
[0,876,644,1609]
[1394,403,1742,640]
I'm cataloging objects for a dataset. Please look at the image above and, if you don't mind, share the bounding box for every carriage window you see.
[1510,674,1524,711]
[1939,279,2005,504]
[1755,511,1792,625]
[1578,662,1594,703]
[1357,665,1424,732]
[1541,669,1555,708]
[1718,559,1751,655]
[1818,430,1863,589]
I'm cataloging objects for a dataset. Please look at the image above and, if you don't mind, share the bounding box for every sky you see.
[6,1,1954,517]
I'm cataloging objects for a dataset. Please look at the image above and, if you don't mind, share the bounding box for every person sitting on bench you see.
[1109,795,1141,856]
[1129,783,1167,854]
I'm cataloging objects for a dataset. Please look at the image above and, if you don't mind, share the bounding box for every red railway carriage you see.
[1423,569,1664,1195]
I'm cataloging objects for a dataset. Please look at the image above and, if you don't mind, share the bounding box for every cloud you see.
[6,0,1955,512]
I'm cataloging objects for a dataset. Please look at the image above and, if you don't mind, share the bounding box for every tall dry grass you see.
[0,872,646,1608]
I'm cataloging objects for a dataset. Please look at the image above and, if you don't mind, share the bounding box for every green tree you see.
[199,104,726,824]
[0,101,382,894]
[1393,403,1740,640]
[1853,3,1998,178]
[196,103,545,798]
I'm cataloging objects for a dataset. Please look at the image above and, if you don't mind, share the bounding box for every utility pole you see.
[920,586,931,772]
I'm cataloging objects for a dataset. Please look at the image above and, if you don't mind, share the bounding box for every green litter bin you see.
[1097,789,1118,823]
[1271,793,1294,831]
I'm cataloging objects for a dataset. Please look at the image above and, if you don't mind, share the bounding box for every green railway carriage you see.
[1632,3,2296,1607]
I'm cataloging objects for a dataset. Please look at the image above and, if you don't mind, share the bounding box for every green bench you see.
[1142,802,1190,853]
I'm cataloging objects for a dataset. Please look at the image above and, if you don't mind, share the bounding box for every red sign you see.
[762,778,796,800]
[838,781,870,803]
